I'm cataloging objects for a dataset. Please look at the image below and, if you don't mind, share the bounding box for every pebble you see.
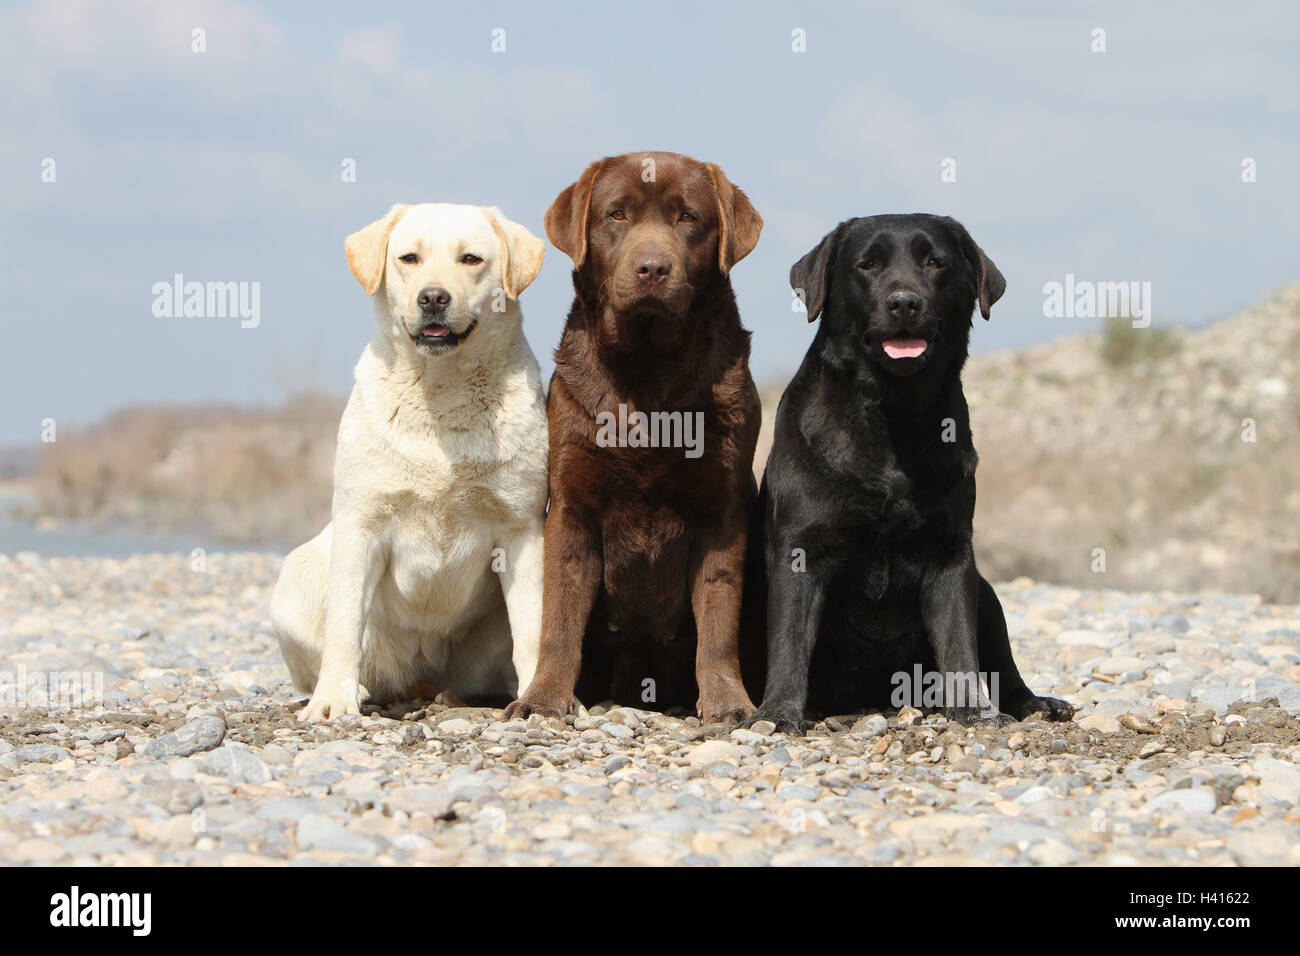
[1057,629,1124,649]
[851,715,889,737]
[141,716,226,758]
[295,813,377,854]
[1076,714,1122,734]
[16,744,70,763]
[686,740,741,766]
[198,744,272,783]
[1144,788,1217,814]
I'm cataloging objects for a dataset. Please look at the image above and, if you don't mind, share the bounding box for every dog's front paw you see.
[300,679,362,722]
[946,706,1014,728]
[1012,695,1075,722]
[697,686,756,726]
[742,704,809,736]
[503,689,572,721]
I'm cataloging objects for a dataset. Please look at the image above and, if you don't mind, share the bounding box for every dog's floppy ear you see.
[704,163,764,275]
[483,206,545,299]
[943,218,1006,320]
[545,159,605,267]
[789,227,839,323]
[345,204,409,296]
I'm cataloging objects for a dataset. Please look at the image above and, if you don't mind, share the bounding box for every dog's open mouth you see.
[412,318,478,351]
[881,337,929,360]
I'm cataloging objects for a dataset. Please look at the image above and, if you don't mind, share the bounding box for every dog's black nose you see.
[886,291,922,317]
[418,287,452,311]
[633,254,672,283]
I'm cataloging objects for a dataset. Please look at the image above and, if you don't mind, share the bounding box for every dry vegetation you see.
[30,392,341,547]
[23,284,1300,600]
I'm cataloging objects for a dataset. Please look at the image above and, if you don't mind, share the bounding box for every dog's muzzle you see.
[411,318,479,352]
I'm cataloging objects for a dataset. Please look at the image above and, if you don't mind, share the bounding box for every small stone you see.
[1209,725,1227,746]
[1096,656,1145,676]
[686,740,741,766]
[532,821,572,841]
[1015,786,1055,805]
[296,814,378,854]
[1120,714,1158,734]
[185,704,223,722]
[198,743,272,783]
[1056,629,1123,648]
[1028,840,1078,865]
[851,715,889,737]
[603,708,644,729]
[1144,788,1217,814]
[893,706,922,727]
[1077,713,1121,734]
[1138,739,1166,759]
[142,716,226,758]
[16,744,70,763]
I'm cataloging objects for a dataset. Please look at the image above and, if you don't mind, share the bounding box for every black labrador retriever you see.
[744,214,1074,733]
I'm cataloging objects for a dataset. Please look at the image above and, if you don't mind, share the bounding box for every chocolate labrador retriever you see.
[504,151,763,724]
[745,214,1075,733]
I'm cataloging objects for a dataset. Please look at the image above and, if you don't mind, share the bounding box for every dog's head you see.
[791,214,1005,377]
[545,151,762,345]
[345,203,544,357]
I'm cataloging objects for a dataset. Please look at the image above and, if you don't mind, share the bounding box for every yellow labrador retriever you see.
[271,203,548,721]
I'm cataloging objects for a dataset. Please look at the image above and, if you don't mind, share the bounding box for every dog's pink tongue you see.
[882,337,927,359]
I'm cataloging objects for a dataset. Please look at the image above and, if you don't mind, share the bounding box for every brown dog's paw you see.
[700,701,756,726]
[697,687,756,726]
[503,692,572,721]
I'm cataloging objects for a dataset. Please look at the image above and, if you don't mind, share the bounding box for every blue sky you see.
[1,0,1296,444]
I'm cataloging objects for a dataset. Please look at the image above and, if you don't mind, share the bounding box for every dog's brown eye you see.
[460,253,483,265]
[926,257,943,269]
[860,259,877,270]
[609,209,627,221]
[399,253,420,264]
[679,212,696,223]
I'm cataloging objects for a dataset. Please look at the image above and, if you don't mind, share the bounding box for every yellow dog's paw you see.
[299,680,362,722]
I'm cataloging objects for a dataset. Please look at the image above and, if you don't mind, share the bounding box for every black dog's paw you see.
[742,706,810,737]
[945,706,1015,728]
[1013,695,1075,722]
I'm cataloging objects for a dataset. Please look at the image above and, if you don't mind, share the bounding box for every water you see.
[0,487,281,557]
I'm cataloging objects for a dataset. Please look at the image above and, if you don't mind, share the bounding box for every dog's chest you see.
[380,496,498,609]
[842,444,975,595]
[599,500,693,633]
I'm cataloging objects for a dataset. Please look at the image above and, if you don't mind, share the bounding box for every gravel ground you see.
[1,550,1299,867]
